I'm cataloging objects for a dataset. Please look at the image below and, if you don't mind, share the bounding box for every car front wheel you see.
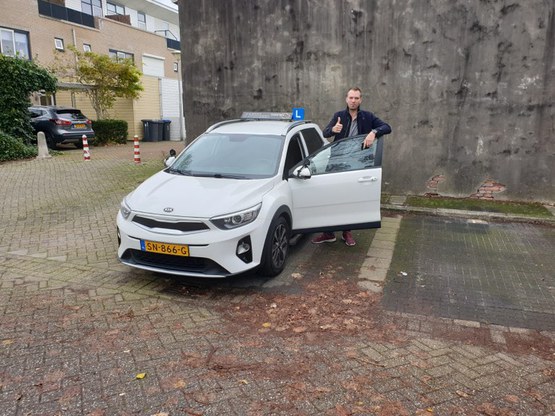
[260,216,290,277]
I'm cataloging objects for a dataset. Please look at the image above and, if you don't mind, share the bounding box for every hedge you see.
[0,131,37,162]
[91,119,128,145]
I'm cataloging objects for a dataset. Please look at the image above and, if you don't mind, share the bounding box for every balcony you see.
[38,0,95,28]
[166,38,180,50]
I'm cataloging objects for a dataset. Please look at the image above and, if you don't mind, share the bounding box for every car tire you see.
[44,132,56,149]
[260,215,290,277]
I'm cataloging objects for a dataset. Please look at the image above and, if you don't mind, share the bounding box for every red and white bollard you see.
[82,135,91,161]
[133,135,141,164]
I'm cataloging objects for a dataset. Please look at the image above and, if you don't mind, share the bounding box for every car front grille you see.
[122,249,229,276]
[132,215,209,232]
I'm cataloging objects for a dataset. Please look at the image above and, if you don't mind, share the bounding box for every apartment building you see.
[0,0,184,140]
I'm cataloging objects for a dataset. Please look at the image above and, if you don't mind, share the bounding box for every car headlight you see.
[210,203,261,230]
[120,198,132,220]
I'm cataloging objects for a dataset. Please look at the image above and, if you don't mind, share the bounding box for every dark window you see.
[109,49,134,62]
[284,134,305,177]
[302,127,325,155]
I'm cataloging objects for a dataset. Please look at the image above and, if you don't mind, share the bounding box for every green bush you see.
[0,55,56,143]
[0,131,37,162]
[91,119,128,145]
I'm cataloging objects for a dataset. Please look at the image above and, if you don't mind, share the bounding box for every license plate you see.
[74,124,86,129]
[140,240,189,256]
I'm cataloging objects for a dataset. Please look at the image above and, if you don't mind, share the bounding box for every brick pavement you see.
[0,142,554,415]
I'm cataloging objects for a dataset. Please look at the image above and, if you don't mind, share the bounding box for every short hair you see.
[347,87,362,96]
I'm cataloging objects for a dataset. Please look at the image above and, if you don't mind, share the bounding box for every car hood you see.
[126,171,274,218]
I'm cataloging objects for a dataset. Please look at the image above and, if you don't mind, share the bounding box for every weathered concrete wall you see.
[178,0,555,202]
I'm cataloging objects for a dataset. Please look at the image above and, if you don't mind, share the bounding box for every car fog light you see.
[236,236,252,263]
[237,241,250,255]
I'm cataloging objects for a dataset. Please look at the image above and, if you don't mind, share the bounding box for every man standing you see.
[312,87,392,247]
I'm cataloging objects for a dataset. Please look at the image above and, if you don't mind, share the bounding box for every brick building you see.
[1,0,185,140]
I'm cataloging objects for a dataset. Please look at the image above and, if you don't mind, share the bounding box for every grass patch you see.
[406,195,553,218]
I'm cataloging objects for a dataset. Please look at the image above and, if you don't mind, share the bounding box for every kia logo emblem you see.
[163,207,174,213]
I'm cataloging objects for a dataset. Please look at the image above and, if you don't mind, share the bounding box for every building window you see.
[109,49,133,62]
[1,27,30,59]
[138,12,146,30]
[54,38,64,51]
[81,0,102,17]
[107,2,125,15]
[83,43,92,52]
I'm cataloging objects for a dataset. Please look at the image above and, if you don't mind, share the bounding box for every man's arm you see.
[362,113,392,149]
[322,113,342,138]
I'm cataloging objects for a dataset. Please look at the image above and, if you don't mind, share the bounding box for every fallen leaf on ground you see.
[135,373,146,379]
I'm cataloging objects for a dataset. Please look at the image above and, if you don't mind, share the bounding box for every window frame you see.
[137,11,146,30]
[0,27,30,59]
[54,37,64,51]
[107,2,125,15]
[81,0,102,17]
[109,48,134,63]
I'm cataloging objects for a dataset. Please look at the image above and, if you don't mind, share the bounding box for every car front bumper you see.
[116,211,269,278]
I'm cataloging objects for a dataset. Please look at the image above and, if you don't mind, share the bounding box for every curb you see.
[381,202,555,225]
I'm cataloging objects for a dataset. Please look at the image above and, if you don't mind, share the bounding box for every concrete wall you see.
[178,0,554,202]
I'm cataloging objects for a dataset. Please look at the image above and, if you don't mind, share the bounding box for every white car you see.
[117,112,383,278]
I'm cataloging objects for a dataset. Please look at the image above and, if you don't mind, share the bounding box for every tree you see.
[59,47,143,119]
[0,55,57,141]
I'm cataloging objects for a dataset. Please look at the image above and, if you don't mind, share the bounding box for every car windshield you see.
[56,109,86,120]
[167,133,284,179]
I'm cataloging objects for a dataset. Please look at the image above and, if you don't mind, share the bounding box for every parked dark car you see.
[28,106,95,148]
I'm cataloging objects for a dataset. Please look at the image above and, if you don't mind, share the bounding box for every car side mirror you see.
[164,149,177,167]
[293,165,311,179]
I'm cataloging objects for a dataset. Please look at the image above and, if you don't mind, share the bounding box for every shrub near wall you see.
[91,119,128,145]
[0,131,37,162]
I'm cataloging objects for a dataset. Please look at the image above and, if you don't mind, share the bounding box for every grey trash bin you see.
[161,119,172,141]
[141,119,164,141]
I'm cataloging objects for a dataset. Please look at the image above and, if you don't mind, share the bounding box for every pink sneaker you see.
[311,232,336,244]
[342,231,356,246]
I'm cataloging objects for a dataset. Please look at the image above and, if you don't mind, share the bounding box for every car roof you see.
[29,105,80,111]
[207,119,316,136]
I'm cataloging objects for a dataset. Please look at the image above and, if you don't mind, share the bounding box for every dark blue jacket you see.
[323,108,392,141]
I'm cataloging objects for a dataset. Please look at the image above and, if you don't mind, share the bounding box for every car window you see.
[304,134,379,176]
[169,133,284,179]
[29,109,42,118]
[301,127,325,155]
[284,134,304,177]
[56,109,86,120]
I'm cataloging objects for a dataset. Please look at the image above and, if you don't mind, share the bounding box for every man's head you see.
[345,87,362,111]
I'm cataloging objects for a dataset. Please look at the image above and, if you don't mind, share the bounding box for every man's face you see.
[346,90,362,110]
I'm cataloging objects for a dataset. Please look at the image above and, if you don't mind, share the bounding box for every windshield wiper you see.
[166,167,191,176]
[195,173,247,179]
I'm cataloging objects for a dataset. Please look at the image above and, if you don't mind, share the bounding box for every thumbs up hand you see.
[332,117,343,134]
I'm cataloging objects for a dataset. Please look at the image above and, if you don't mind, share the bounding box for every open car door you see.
[289,134,383,233]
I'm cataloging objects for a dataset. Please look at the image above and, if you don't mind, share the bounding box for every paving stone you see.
[1,143,554,415]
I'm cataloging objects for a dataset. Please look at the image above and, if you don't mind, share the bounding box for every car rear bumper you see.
[54,130,95,144]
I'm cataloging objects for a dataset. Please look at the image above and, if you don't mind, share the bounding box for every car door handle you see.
[358,176,378,183]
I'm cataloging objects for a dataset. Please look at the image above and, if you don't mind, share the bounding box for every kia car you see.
[29,106,95,148]
[116,112,383,278]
